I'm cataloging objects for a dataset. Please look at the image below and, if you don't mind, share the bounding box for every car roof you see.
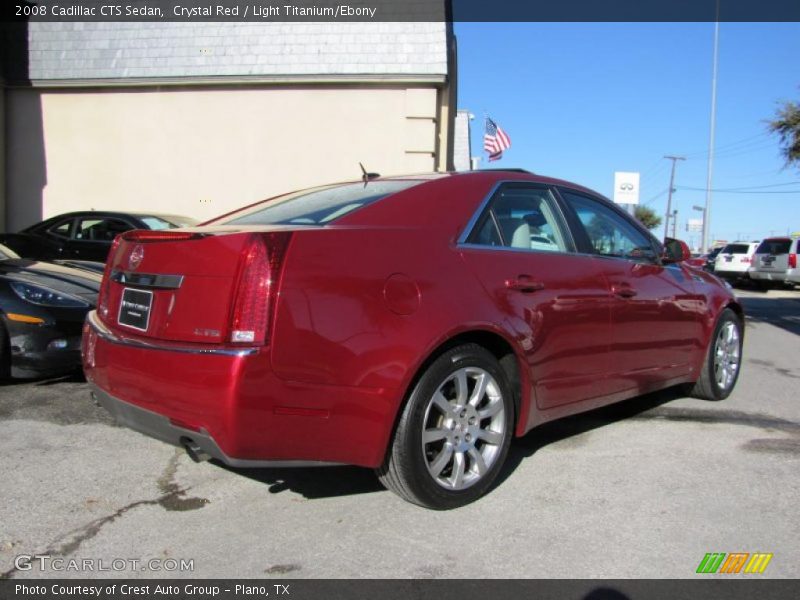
[378,169,606,199]
[37,211,190,220]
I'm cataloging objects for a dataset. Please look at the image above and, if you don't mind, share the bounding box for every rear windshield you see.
[756,239,792,255]
[212,180,421,226]
[722,244,750,254]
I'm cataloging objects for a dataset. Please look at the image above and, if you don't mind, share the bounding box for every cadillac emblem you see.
[128,244,144,270]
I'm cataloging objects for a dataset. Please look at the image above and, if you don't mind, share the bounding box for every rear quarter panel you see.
[269,175,530,422]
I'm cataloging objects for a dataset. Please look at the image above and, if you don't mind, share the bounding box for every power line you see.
[679,181,800,192]
[682,131,771,159]
[677,186,800,194]
[642,188,669,206]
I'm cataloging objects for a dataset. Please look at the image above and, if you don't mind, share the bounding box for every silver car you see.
[748,237,800,290]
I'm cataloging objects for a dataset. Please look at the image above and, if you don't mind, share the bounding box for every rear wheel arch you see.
[387,329,527,455]
[378,338,520,508]
[724,301,745,328]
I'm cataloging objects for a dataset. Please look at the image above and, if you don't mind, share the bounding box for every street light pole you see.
[663,155,685,240]
[702,6,721,252]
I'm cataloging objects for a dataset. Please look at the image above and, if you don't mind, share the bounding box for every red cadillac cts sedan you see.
[82,170,744,509]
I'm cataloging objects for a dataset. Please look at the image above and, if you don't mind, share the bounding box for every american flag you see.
[484,117,511,162]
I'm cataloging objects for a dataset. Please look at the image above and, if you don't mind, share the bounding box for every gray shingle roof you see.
[24,22,448,81]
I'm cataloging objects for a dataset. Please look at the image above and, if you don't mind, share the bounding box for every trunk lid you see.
[99,228,291,344]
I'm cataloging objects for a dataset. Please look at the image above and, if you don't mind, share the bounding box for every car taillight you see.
[121,230,203,242]
[229,233,291,344]
[97,236,123,321]
[790,253,797,269]
[741,256,751,263]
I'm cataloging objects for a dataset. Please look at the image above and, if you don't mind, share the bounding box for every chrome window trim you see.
[458,242,589,259]
[86,310,258,357]
[456,181,504,245]
[456,180,578,254]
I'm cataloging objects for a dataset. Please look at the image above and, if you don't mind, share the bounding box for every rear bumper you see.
[749,269,798,283]
[89,384,336,467]
[748,270,787,282]
[713,268,750,280]
[82,311,398,468]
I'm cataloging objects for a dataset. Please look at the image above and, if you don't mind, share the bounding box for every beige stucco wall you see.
[5,84,444,230]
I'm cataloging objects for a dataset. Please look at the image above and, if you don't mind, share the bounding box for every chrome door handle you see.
[505,276,545,293]
[611,285,637,298]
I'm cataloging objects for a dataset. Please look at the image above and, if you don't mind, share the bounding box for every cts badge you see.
[128,244,144,270]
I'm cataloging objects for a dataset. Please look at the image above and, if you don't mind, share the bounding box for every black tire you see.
[376,344,514,509]
[754,280,771,292]
[0,320,10,380]
[686,308,743,401]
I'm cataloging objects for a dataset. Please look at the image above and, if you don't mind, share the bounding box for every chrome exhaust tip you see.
[181,437,211,463]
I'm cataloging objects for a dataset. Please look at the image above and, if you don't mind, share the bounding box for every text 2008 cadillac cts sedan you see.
[82,171,744,509]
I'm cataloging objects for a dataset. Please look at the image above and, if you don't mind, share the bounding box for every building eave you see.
[11,73,448,90]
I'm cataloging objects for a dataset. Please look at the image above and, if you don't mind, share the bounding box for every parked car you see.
[0,211,198,263]
[713,241,760,284]
[748,236,800,290]
[0,243,101,378]
[685,253,708,269]
[704,246,724,272]
[82,171,744,509]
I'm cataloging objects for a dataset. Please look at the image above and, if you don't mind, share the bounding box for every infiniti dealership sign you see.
[613,171,640,205]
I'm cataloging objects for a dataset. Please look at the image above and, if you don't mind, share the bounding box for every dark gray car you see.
[0,211,198,262]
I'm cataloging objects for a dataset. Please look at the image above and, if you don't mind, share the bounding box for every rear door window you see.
[465,185,572,253]
[47,219,74,239]
[76,218,134,241]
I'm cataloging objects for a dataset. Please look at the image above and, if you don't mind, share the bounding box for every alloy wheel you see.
[421,367,507,491]
[713,320,741,391]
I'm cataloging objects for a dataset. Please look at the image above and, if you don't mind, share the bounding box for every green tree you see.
[769,99,800,169]
[634,205,662,231]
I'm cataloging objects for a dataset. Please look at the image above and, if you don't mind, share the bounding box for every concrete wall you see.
[453,109,472,172]
[5,84,442,230]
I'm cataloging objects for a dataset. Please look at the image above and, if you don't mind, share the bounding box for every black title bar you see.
[1,580,800,600]
[3,0,800,22]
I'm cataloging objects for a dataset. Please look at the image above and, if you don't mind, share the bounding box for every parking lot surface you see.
[1,289,799,579]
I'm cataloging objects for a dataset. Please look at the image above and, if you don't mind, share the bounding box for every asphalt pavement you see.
[1,288,798,579]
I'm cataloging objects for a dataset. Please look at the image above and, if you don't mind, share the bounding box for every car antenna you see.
[359,163,380,187]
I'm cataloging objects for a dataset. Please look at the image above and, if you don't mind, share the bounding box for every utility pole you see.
[663,155,685,240]
[671,209,678,238]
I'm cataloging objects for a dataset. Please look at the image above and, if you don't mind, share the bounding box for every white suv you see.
[714,241,760,284]
[748,237,800,290]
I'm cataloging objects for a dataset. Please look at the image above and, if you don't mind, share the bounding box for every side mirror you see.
[662,237,691,264]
